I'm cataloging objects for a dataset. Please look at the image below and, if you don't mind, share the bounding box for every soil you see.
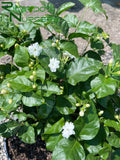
[7,136,52,160]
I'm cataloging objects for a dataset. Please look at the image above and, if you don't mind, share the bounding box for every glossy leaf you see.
[10,76,33,92]
[14,45,29,67]
[2,94,22,113]
[0,111,7,122]
[52,138,85,160]
[56,2,75,16]
[60,41,79,58]
[13,112,27,122]
[18,124,35,144]
[91,74,117,98]
[78,0,106,15]
[68,32,90,40]
[56,95,76,115]
[66,57,102,85]
[22,93,43,107]
[64,14,78,28]
[107,132,120,148]
[77,21,96,35]
[44,118,64,135]
[46,134,63,151]
[111,43,120,64]
[0,14,18,36]
[104,119,120,132]
[46,15,69,37]
[40,1,56,14]
[111,149,120,160]
[74,101,100,140]
[37,98,55,119]
[0,120,20,137]
[40,81,61,97]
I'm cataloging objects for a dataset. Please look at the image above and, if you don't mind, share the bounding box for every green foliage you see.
[0,0,120,159]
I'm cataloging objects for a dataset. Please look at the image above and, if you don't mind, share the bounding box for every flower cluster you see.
[27,42,42,57]
[62,122,75,139]
[48,58,60,72]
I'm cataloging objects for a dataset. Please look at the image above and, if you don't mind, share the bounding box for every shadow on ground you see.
[47,0,120,12]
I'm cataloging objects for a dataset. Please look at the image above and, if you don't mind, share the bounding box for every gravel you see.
[0,0,120,159]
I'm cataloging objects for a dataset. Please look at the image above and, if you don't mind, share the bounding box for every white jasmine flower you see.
[28,42,42,57]
[79,110,84,117]
[62,122,75,139]
[63,51,75,59]
[48,58,60,72]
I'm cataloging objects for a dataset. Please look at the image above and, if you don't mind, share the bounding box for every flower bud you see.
[32,84,36,89]
[0,44,4,48]
[29,75,34,81]
[30,62,34,66]
[0,76,4,80]
[8,99,13,104]
[52,43,56,47]
[15,43,19,48]
[76,103,80,107]
[108,59,113,66]
[98,110,104,116]
[33,71,36,76]
[1,89,8,94]
[115,115,119,119]
[56,40,59,44]
[85,104,90,108]
[7,83,11,88]
[79,110,84,117]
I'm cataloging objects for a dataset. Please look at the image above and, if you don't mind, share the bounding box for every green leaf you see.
[86,154,100,160]
[91,74,117,98]
[18,22,37,39]
[77,21,96,35]
[37,98,55,119]
[68,32,90,40]
[36,65,45,83]
[2,93,22,113]
[104,119,120,132]
[99,143,112,160]
[4,37,16,49]
[40,81,61,97]
[111,43,120,64]
[67,57,102,85]
[56,2,75,16]
[111,149,120,160]
[46,134,63,151]
[78,0,106,15]
[60,41,79,58]
[56,95,76,115]
[14,45,29,67]
[40,1,56,14]
[91,39,104,50]
[74,101,100,140]
[0,120,20,137]
[44,118,64,134]
[64,14,78,28]
[22,93,43,107]
[0,14,18,36]
[0,111,7,122]
[107,132,120,148]
[13,112,27,122]
[46,15,69,37]
[84,125,106,154]
[52,138,85,160]
[18,124,35,144]
[10,76,33,92]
